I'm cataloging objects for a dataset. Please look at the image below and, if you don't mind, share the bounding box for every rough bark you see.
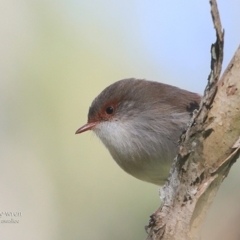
[146,1,240,239]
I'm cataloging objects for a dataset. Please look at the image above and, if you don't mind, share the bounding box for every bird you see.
[75,78,201,185]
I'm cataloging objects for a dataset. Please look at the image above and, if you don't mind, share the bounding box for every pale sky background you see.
[0,1,240,240]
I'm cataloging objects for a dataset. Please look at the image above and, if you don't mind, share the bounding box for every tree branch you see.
[146,1,240,239]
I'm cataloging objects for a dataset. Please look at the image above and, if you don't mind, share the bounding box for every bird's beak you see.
[75,122,98,134]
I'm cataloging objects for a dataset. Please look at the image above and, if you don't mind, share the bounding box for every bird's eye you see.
[105,106,114,114]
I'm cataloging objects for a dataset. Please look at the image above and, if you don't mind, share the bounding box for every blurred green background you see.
[0,1,240,239]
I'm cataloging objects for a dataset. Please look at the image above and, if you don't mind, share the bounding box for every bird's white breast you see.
[93,112,189,185]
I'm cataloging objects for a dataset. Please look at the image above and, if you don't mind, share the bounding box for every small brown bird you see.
[76,78,201,185]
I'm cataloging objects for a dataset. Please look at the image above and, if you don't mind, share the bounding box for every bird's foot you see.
[145,212,157,233]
